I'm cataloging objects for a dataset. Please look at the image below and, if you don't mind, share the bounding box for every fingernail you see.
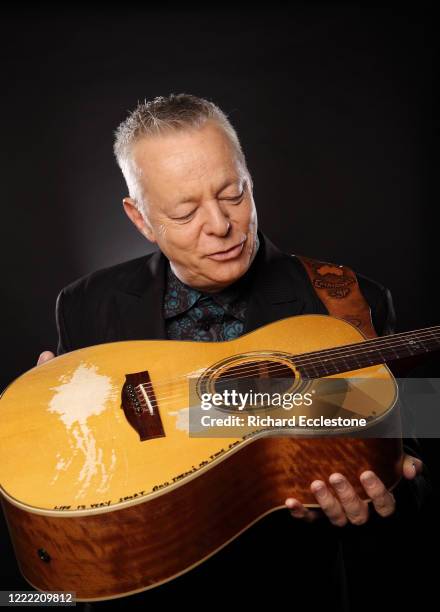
[313,482,325,495]
[362,472,375,485]
[331,478,345,490]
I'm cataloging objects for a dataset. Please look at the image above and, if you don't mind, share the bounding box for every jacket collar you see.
[114,249,167,340]
[242,231,305,333]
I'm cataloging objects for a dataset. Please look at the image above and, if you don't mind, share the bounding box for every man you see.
[38,94,429,608]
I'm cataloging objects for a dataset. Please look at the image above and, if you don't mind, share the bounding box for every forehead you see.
[131,122,242,194]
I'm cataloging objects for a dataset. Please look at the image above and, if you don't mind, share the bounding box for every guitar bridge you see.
[121,371,165,442]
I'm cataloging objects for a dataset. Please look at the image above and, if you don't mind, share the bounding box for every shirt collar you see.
[163,266,202,319]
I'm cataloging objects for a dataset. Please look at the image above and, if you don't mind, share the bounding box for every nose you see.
[203,201,231,237]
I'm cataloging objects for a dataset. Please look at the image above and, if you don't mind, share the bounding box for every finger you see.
[310,481,348,527]
[328,474,369,526]
[402,454,423,479]
[285,498,321,523]
[37,351,55,366]
[360,471,396,518]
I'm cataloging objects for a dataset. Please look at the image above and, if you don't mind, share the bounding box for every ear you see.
[122,197,157,243]
[246,172,254,192]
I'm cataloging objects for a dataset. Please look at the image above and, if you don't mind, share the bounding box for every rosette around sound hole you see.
[196,352,304,414]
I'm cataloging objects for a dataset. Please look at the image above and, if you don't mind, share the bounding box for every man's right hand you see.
[37,351,55,366]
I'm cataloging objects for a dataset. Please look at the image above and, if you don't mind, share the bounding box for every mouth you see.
[207,238,247,261]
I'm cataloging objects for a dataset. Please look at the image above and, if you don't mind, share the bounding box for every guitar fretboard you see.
[294,326,440,378]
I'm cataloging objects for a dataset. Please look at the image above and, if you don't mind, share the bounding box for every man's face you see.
[122,121,258,292]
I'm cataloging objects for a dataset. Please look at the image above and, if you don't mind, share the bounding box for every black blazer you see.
[55,231,395,355]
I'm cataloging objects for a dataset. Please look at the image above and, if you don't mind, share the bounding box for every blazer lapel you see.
[243,233,306,333]
[114,249,168,340]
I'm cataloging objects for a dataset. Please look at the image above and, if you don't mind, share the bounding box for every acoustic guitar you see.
[0,314,438,600]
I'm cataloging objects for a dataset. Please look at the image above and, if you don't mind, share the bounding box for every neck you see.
[294,325,440,378]
[169,264,237,293]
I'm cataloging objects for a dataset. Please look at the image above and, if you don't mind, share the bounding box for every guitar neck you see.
[295,325,440,378]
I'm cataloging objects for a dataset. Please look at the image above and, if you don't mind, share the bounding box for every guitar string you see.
[137,333,439,407]
[132,326,440,395]
[133,328,440,397]
[125,328,440,405]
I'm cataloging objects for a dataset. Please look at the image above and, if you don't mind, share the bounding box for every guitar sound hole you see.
[213,360,295,413]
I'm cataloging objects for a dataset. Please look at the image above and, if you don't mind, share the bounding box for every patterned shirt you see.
[163,241,259,342]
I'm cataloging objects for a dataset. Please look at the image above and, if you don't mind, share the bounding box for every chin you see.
[206,260,247,286]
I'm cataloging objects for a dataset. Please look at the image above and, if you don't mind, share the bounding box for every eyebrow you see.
[175,177,241,205]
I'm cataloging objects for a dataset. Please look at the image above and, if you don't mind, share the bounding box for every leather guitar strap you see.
[296,255,378,339]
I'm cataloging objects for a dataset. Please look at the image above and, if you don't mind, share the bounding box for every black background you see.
[0,1,438,606]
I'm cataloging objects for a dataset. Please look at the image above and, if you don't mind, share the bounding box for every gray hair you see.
[113,93,251,215]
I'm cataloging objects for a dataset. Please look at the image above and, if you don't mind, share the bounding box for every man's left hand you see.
[285,453,423,526]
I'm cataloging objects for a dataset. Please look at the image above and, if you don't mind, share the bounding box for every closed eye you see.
[220,190,244,203]
[171,188,245,221]
[172,210,196,222]
[173,211,195,221]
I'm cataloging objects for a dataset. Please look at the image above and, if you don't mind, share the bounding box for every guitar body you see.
[0,314,403,600]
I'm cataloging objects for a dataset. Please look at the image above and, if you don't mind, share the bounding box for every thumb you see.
[37,350,55,366]
[302,509,323,523]
[403,454,423,479]
[287,500,323,523]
